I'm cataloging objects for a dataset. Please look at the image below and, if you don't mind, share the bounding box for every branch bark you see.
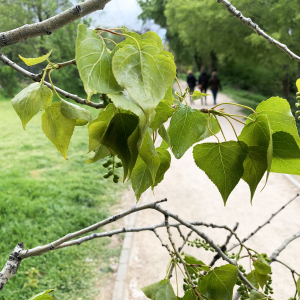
[0,0,111,48]
[217,0,300,62]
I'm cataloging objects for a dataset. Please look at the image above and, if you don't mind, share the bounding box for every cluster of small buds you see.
[296,92,300,119]
[102,156,122,183]
[237,284,250,300]
[264,277,273,295]
[188,238,215,252]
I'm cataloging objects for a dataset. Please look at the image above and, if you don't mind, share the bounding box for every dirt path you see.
[119,82,300,299]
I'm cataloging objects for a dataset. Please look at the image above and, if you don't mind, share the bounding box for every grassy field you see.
[0,96,125,299]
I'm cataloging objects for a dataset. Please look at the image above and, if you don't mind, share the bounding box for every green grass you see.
[0,99,126,299]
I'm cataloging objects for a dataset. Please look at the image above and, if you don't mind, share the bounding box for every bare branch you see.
[228,194,299,252]
[270,231,300,262]
[210,222,239,267]
[0,52,104,109]
[0,0,111,48]
[272,259,299,276]
[19,199,167,259]
[0,243,24,291]
[56,59,76,69]
[217,0,300,62]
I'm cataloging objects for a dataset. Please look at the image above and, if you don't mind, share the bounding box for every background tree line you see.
[138,0,300,100]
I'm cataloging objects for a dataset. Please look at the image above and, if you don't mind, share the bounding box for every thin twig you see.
[272,259,299,276]
[217,0,300,62]
[228,194,299,252]
[0,52,104,109]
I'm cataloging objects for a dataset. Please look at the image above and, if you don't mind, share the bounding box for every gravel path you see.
[119,83,300,299]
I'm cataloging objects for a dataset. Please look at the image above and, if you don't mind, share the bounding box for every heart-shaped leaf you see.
[271,131,300,174]
[197,264,238,300]
[193,141,248,204]
[249,290,265,300]
[41,102,76,159]
[150,101,174,131]
[112,41,176,119]
[141,279,176,300]
[169,103,219,159]
[12,82,53,129]
[76,24,122,101]
[28,289,54,300]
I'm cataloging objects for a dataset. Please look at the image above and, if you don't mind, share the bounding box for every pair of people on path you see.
[187,69,221,105]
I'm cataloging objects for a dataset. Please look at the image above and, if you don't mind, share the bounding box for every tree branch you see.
[0,0,111,48]
[217,0,300,62]
[0,52,104,109]
[270,231,300,262]
[0,243,24,291]
[228,194,299,252]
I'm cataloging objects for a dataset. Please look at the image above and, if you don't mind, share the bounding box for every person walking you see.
[208,71,222,105]
[198,68,209,105]
[186,70,196,103]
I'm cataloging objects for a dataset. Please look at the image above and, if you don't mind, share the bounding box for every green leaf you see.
[101,111,139,179]
[163,85,175,106]
[242,146,268,201]
[131,156,152,201]
[178,290,197,300]
[271,131,300,174]
[76,24,122,101]
[141,279,177,300]
[255,271,270,289]
[194,141,248,204]
[239,114,272,190]
[88,104,115,152]
[85,145,110,164]
[41,102,76,159]
[131,147,171,200]
[150,101,174,131]
[192,90,210,100]
[297,275,300,296]
[112,41,176,119]
[169,103,219,159]
[197,264,238,300]
[19,50,52,66]
[158,124,170,148]
[296,78,300,93]
[256,96,300,146]
[11,82,53,129]
[246,270,259,289]
[139,131,160,183]
[28,289,54,300]
[249,290,265,300]
[183,253,210,275]
[141,31,164,51]
[154,147,171,187]
[60,99,93,126]
[108,90,148,144]
[253,254,271,275]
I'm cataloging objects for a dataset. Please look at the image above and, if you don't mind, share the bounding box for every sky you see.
[87,0,166,39]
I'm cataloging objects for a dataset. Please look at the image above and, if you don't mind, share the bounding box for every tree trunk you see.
[194,52,202,72]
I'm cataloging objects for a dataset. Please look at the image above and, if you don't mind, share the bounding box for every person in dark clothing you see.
[186,70,196,103]
[198,68,209,105]
[208,71,222,105]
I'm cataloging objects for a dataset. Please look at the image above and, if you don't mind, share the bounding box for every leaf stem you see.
[102,37,118,46]
[48,70,62,101]
[208,113,220,143]
[213,115,226,142]
[223,115,239,140]
[213,102,256,114]
[175,77,183,96]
